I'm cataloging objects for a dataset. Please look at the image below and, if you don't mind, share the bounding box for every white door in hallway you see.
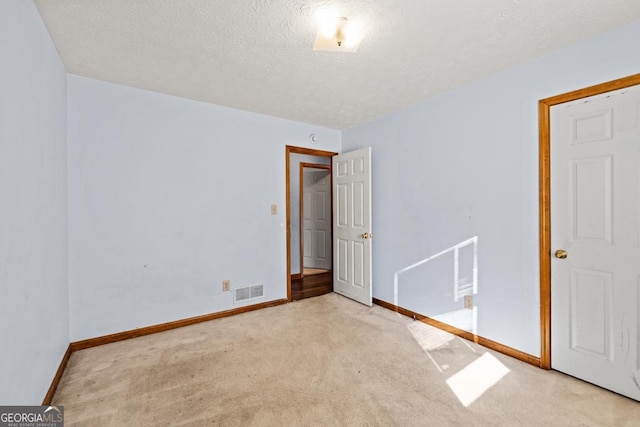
[303,169,331,270]
[333,147,372,306]
[551,84,640,401]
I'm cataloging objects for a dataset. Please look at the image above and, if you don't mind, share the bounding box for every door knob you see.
[361,232,373,239]
[554,249,568,259]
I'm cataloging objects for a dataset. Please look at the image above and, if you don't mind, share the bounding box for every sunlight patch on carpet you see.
[446,352,510,407]
[407,321,455,352]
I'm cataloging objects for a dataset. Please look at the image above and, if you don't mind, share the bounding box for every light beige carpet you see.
[53,293,640,426]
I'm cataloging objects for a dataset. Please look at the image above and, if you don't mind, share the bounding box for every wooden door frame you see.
[299,163,332,279]
[538,73,640,369]
[286,146,337,302]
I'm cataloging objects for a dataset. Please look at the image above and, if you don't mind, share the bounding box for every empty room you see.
[2,0,640,425]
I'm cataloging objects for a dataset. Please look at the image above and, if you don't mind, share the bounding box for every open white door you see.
[550,84,640,401]
[333,147,372,306]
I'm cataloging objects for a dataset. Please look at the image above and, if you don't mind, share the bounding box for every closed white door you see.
[333,147,372,306]
[303,169,331,270]
[551,84,640,401]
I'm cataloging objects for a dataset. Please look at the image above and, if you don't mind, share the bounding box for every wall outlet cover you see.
[464,295,473,309]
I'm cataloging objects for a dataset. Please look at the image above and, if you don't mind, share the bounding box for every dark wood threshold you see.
[373,298,540,368]
[70,298,288,351]
[42,344,71,405]
[291,273,302,280]
[292,271,332,301]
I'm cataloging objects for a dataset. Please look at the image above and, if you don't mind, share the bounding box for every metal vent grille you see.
[250,284,264,298]
[235,284,264,303]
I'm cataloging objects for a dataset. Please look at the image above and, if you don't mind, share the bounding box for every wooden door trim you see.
[286,146,337,302]
[538,73,640,369]
[299,163,332,278]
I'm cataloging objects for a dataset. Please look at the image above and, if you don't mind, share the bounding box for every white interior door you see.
[303,169,331,270]
[551,84,640,401]
[333,147,372,306]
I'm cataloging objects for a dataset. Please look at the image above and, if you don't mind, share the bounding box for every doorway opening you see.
[300,164,331,276]
[286,146,337,301]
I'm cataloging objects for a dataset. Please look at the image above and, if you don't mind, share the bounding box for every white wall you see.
[342,21,640,357]
[68,76,340,341]
[0,0,69,404]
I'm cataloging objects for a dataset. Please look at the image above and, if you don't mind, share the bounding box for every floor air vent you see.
[235,284,264,303]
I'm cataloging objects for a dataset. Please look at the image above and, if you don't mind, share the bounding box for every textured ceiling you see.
[34,0,640,130]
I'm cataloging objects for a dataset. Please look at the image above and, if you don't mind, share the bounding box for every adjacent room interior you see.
[2,0,640,423]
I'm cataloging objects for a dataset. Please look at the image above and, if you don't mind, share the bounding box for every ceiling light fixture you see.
[313,16,363,53]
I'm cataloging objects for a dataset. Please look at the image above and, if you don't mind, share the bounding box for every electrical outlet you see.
[464,295,473,310]
[222,280,231,292]
[270,204,278,215]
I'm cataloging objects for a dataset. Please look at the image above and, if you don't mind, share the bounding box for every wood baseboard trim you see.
[70,298,288,352]
[44,299,288,403]
[291,273,302,280]
[372,298,541,368]
[42,344,72,405]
